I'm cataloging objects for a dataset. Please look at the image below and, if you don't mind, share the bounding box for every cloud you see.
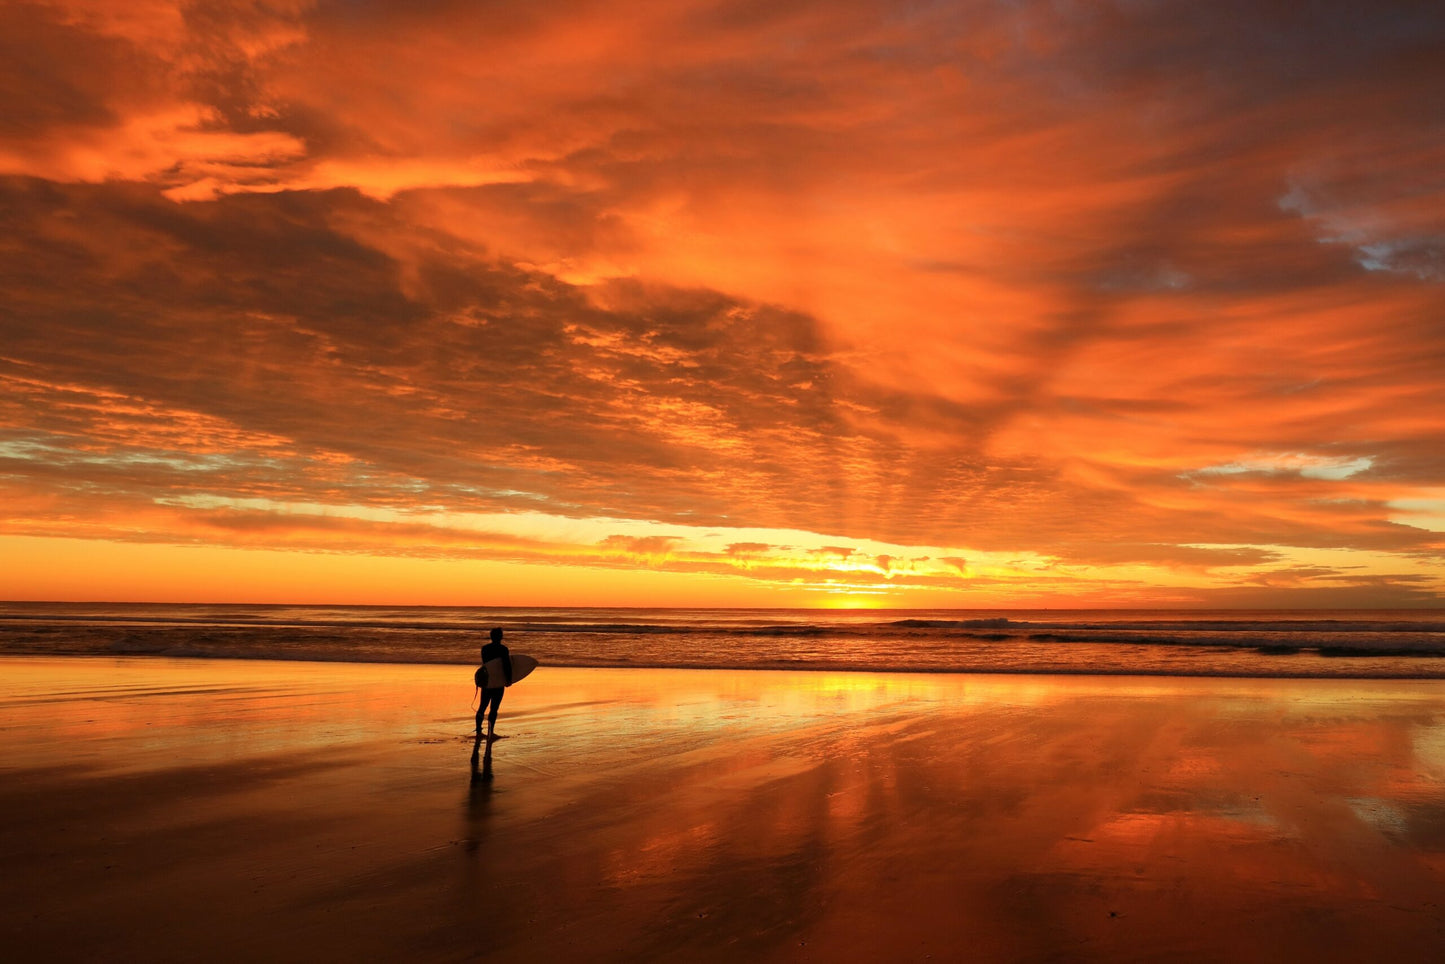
[598,534,683,556]
[1189,454,1375,481]
[1,0,1443,603]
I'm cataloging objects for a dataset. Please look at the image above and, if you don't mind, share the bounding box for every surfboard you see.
[478,653,538,689]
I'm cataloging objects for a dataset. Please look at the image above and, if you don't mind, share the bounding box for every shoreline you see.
[6,649,1445,681]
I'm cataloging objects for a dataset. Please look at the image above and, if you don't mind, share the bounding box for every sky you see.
[2,0,1444,608]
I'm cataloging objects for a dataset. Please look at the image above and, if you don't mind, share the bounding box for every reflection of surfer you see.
[476,627,513,739]
[469,732,494,787]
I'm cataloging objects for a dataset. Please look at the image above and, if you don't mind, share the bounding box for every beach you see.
[4,657,1445,961]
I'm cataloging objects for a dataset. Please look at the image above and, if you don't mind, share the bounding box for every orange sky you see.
[2,0,1444,607]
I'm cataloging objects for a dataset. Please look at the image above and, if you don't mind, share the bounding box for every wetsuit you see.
[477,640,513,734]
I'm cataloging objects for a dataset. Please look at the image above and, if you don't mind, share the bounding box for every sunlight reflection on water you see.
[6,658,1445,959]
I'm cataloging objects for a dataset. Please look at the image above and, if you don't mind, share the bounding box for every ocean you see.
[3,602,1445,678]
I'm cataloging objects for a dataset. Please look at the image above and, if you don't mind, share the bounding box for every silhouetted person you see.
[476,627,513,740]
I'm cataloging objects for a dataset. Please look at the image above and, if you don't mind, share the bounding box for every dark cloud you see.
[0,175,1080,546]
[0,3,157,137]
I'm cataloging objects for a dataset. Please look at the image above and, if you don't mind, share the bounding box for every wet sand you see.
[3,657,1445,962]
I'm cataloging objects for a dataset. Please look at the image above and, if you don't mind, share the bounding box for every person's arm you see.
[503,647,514,686]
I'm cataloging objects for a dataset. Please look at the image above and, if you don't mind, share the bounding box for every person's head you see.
[490,627,503,643]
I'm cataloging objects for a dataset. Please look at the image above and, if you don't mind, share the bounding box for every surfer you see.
[477,627,513,740]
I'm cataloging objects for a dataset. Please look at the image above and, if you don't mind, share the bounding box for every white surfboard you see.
[478,653,538,689]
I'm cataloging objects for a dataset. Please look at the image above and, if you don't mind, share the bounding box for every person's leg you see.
[475,702,485,735]
[485,687,505,736]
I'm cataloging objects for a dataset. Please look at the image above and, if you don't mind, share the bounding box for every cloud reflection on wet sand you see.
[3,660,1445,959]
